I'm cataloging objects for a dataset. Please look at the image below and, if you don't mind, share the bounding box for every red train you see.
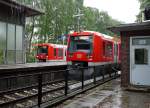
[67,31,120,77]
[34,43,67,62]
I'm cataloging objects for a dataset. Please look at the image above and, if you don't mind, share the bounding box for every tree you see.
[139,0,150,10]
[136,0,150,22]
[17,0,121,44]
[82,7,121,36]
[15,0,122,62]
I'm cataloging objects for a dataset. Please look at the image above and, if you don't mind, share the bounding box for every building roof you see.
[0,0,43,17]
[108,21,150,33]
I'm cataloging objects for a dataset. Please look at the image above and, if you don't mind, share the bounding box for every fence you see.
[0,65,119,108]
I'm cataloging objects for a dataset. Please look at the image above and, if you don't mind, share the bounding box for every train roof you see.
[33,43,67,48]
[50,44,67,48]
[69,31,114,41]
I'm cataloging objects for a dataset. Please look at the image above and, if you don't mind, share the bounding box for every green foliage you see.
[136,0,150,22]
[37,0,78,43]
[15,0,122,62]
[82,7,121,35]
[139,0,150,10]
[17,0,121,42]
[0,50,4,64]
[26,51,37,63]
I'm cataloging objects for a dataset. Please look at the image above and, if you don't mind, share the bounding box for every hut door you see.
[130,37,150,86]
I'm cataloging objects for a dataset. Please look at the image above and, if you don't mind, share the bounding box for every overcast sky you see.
[84,0,140,23]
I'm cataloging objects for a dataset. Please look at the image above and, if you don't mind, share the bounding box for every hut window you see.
[132,38,150,45]
[0,22,6,64]
[135,49,148,64]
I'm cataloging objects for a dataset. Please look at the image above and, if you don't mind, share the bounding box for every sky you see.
[84,0,140,23]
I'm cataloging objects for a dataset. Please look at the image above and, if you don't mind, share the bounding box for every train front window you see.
[77,43,90,50]
[37,46,48,55]
[68,36,93,53]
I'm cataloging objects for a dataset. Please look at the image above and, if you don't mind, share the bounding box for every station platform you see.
[62,78,150,108]
[0,61,67,70]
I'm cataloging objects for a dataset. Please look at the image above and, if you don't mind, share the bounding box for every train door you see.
[54,48,57,59]
[64,49,66,61]
[58,48,63,59]
[113,42,118,63]
[130,37,150,86]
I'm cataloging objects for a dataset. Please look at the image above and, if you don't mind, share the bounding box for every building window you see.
[135,49,148,64]
[16,26,23,50]
[132,38,150,45]
[16,25,23,63]
[7,24,15,64]
[0,21,23,64]
[0,22,6,50]
[0,22,6,64]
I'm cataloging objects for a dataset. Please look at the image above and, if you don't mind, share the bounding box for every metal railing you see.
[0,64,119,108]
[0,65,66,108]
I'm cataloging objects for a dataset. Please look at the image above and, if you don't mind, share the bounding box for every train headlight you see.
[69,53,73,57]
[87,54,92,58]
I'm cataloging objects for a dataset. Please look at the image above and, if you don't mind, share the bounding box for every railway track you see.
[0,75,119,108]
[0,80,80,108]
[0,65,120,108]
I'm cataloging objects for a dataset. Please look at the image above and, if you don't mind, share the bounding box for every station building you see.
[0,0,42,65]
[109,21,150,88]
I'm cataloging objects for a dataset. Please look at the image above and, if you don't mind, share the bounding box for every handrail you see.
[0,64,120,108]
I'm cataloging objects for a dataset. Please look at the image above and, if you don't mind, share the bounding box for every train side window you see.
[54,48,56,56]
[103,41,113,57]
[58,48,63,57]
[103,41,106,56]
[65,50,66,56]
[107,42,113,57]
[117,44,118,56]
[115,44,118,56]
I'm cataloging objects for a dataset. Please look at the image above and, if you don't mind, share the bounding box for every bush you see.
[26,51,37,63]
[0,50,4,64]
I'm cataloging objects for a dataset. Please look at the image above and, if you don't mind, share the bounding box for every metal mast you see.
[73,8,84,32]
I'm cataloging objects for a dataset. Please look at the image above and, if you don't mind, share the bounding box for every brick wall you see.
[120,30,150,87]
[120,33,130,87]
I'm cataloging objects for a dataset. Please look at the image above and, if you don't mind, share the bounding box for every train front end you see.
[67,32,94,68]
[36,45,48,62]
